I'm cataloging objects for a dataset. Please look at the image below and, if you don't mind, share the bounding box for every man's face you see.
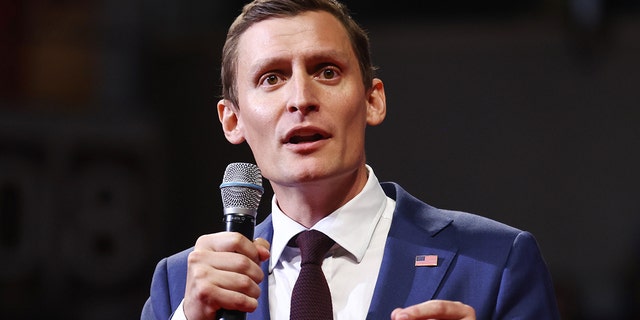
[222,10,385,189]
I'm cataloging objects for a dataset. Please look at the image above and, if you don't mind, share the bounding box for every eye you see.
[320,68,338,80]
[262,74,280,86]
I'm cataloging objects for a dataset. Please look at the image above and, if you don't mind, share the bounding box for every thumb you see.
[254,237,271,262]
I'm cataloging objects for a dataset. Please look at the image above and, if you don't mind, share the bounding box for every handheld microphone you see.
[217,162,264,320]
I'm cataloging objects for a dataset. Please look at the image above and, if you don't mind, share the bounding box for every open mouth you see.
[289,133,325,144]
[284,128,330,145]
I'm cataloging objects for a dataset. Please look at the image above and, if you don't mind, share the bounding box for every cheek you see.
[340,97,369,126]
[239,110,276,146]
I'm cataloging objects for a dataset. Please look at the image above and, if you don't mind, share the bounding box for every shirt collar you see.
[269,165,388,272]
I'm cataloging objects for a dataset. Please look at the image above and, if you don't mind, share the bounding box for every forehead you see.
[236,10,355,69]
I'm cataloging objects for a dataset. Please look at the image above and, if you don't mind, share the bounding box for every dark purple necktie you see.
[290,230,336,320]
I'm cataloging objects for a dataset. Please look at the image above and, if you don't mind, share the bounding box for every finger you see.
[391,300,475,320]
[188,250,265,284]
[196,266,262,300]
[254,237,271,261]
[195,232,261,262]
[184,275,259,318]
[184,255,263,316]
[215,286,260,312]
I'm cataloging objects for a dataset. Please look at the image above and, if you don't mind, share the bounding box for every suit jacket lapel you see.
[367,183,458,319]
[247,260,271,320]
[247,216,274,320]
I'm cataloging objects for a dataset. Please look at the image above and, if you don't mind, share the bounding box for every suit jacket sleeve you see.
[141,249,191,320]
[494,231,559,319]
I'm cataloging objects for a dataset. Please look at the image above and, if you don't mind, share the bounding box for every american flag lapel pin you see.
[415,254,438,267]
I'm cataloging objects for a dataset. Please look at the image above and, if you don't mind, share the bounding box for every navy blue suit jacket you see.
[141,182,560,319]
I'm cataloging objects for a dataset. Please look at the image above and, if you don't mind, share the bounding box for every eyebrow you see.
[248,49,350,76]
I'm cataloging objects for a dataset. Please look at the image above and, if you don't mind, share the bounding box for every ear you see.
[366,78,387,126]
[217,99,246,144]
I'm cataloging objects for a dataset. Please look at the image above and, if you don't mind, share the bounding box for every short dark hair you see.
[220,0,375,108]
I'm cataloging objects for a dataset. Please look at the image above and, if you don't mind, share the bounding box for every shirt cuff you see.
[170,299,188,320]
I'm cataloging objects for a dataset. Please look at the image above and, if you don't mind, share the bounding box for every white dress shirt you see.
[268,165,395,319]
[172,165,395,320]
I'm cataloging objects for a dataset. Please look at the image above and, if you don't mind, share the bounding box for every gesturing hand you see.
[183,232,270,320]
[391,300,476,320]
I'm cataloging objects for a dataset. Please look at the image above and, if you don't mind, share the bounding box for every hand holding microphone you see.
[183,163,270,320]
[218,163,264,320]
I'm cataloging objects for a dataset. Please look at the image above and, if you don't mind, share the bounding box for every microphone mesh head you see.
[220,162,263,212]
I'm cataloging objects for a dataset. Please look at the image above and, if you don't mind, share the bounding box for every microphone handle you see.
[217,310,245,320]
[217,213,256,320]
[223,213,255,239]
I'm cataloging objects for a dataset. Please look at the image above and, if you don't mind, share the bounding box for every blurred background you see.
[0,0,638,319]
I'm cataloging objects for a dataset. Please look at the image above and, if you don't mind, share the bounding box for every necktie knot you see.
[295,230,335,266]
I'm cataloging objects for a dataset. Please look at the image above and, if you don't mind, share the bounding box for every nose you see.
[288,103,317,114]
[286,73,318,115]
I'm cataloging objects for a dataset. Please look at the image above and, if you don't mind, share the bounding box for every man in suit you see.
[141,0,560,319]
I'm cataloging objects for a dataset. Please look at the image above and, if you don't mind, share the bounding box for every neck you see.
[272,165,369,228]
